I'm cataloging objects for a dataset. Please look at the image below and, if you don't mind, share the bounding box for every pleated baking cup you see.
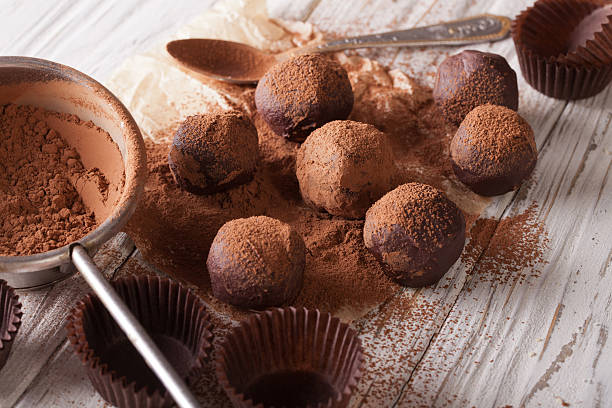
[512,0,612,99]
[0,279,22,371]
[216,307,363,408]
[66,276,213,408]
[561,4,612,66]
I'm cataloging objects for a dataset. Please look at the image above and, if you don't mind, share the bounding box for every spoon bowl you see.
[167,39,281,84]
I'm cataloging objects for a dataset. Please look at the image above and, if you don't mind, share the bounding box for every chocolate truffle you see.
[433,50,518,125]
[363,183,465,287]
[450,104,537,196]
[255,54,354,142]
[168,111,259,195]
[207,216,306,309]
[296,120,396,219]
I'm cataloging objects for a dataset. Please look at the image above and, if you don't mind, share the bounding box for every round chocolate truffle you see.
[255,54,354,142]
[168,111,259,195]
[296,120,396,219]
[207,216,306,309]
[363,183,465,287]
[433,50,518,125]
[450,104,537,196]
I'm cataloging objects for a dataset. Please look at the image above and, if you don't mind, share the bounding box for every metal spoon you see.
[167,14,511,85]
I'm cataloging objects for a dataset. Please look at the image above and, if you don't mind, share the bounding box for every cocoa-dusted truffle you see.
[433,50,518,125]
[168,111,259,195]
[363,183,465,287]
[207,216,306,309]
[296,120,396,219]
[255,54,354,142]
[450,104,537,196]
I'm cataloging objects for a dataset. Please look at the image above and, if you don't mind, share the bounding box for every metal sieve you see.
[0,57,200,408]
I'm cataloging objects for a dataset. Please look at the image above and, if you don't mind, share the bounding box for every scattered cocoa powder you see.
[127,50,478,321]
[462,204,549,284]
[0,104,108,256]
[126,137,398,318]
[119,17,554,408]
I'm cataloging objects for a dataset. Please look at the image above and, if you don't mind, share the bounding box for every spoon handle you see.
[309,14,511,52]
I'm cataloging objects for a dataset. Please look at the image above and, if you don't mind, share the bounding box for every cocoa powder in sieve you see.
[0,103,119,256]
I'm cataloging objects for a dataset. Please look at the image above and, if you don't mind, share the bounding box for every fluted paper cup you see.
[0,279,21,371]
[66,276,213,408]
[216,307,363,408]
[512,0,612,99]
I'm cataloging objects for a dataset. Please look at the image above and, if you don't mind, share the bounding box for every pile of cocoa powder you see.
[120,50,550,408]
[126,52,549,323]
[126,54,440,319]
[0,103,120,256]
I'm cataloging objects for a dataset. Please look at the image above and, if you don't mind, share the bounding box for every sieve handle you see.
[71,245,200,408]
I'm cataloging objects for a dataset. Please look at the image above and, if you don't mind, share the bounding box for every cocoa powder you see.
[0,104,113,256]
[118,21,554,408]
[126,50,494,321]
[462,204,549,284]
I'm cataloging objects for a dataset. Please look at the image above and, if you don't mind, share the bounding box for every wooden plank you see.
[396,86,612,408]
[0,0,218,79]
[267,0,321,21]
[4,0,611,407]
[331,0,576,406]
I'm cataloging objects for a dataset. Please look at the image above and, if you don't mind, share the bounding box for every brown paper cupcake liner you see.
[514,44,612,99]
[0,280,22,371]
[216,307,363,408]
[561,4,612,66]
[512,0,612,99]
[66,276,213,408]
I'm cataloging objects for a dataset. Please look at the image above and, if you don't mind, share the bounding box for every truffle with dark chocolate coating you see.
[168,111,259,195]
[434,50,518,125]
[207,216,305,309]
[255,54,354,142]
[364,183,465,287]
[450,104,537,196]
[296,120,396,219]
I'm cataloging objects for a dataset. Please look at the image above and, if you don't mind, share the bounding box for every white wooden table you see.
[1,0,611,407]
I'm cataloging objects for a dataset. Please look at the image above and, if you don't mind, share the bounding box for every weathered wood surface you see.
[1,0,611,407]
